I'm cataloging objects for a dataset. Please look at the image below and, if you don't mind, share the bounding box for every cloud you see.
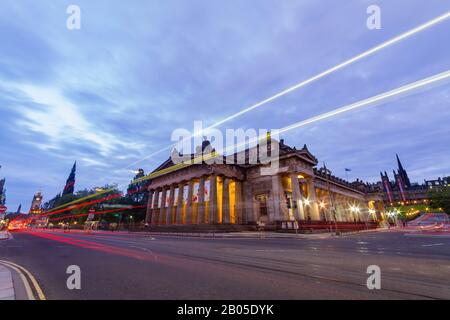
[15,84,122,156]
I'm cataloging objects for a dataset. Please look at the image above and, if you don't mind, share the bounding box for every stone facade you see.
[145,140,385,229]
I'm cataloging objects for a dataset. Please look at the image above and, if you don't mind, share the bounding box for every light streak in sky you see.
[277,70,450,135]
[123,11,450,170]
[130,69,450,186]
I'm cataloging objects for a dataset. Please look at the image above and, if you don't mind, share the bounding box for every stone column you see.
[160,188,167,225]
[343,196,350,222]
[176,183,184,224]
[270,175,283,221]
[242,181,254,222]
[222,178,230,223]
[145,190,154,224]
[235,180,244,224]
[327,192,334,221]
[166,185,175,224]
[290,173,305,220]
[338,194,346,222]
[151,189,160,225]
[307,179,320,220]
[186,180,194,224]
[197,177,205,224]
[209,175,218,224]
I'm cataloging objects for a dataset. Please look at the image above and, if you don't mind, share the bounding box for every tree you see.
[428,186,450,215]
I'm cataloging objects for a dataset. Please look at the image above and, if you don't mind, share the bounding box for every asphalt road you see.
[0,229,449,299]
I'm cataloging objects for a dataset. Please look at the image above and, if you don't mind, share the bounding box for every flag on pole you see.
[345,168,352,172]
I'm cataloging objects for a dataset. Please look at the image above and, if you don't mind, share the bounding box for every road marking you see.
[404,233,450,238]
[0,260,46,300]
[389,267,402,271]
[0,261,34,300]
[421,243,444,247]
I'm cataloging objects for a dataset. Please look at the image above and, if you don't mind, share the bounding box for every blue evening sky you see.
[0,0,449,212]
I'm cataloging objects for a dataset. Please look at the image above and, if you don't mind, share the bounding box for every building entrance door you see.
[285,192,295,220]
[255,194,268,218]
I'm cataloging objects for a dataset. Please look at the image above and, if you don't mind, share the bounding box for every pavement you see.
[0,231,10,240]
[0,231,44,300]
[0,264,14,300]
[1,228,449,299]
[0,231,14,300]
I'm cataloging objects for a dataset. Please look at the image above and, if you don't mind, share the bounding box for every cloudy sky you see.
[0,0,449,212]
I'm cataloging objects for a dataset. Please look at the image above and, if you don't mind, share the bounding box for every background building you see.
[379,154,448,207]
[29,191,43,214]
[0,178,6,206]
[62,161,76,196]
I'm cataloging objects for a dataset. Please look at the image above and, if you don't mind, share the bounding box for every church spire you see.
[62,161,76,196]
[396,154,404,172]
[395,154,411,188]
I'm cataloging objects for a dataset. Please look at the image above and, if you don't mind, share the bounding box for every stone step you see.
[145,223,258,233]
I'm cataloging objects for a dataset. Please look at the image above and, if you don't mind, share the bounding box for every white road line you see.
[0,260,46,300]
[421,243,444,247]
[0,262,34,300]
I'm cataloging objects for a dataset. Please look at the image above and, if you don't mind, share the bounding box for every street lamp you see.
[129,215,133,232]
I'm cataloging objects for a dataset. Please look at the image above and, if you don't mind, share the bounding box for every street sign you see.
[87,208,95,221]
[0,205,7,213]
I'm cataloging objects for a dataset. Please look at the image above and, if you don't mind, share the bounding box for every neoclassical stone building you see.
[145,139,385,230]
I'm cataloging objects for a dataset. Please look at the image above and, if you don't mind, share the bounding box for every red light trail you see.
[49,205,145,221]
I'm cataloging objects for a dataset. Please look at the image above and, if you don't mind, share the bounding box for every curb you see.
[0,261,46,300]
[336,228,390,237]
[31,228,389,240]
[147,231,337,239]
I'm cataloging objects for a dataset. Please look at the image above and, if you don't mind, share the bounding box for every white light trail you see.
[129,69,450,185]
[206,12,450,130]
[124,11,449,170]
[277,70,450,135]
[211,70,450,162]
